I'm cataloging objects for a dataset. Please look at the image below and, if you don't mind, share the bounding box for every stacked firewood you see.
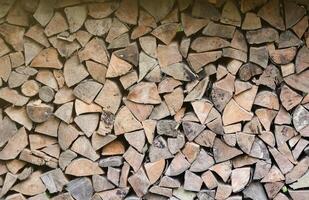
[0,0,308,199]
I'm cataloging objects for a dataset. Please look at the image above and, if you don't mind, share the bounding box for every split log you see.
[0,1,307,199]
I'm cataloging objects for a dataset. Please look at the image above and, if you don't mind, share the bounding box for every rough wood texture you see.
[0,0,308,199]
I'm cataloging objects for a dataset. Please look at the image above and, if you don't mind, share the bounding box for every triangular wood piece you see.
[114,42,139,66]
[64,5,87,33]
[140,0,175,22]
[114,106,143,135]
[127,82,161,104]
[31,48,62,69]
[221,0,241,27]
[181,13,209,36]
[115,0,138,25]
[182,121,205,141]
[74,114,99,137]
[188,51,222,73]
[255,108,278,131]
[284,0,306,29]
[223,99,254,126]
[95,80,122,114]
[54,102,73,123]
[63,55,88,87]
[78,37,109,66]
[125,130,145,153]
[106,54,132,78]
[213,138,243,162]
[258,0,285,30]
[152,23,179,45]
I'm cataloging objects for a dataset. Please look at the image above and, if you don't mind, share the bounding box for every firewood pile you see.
[0,0,309,199]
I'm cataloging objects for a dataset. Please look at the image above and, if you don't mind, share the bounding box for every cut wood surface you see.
[0,0,308,199]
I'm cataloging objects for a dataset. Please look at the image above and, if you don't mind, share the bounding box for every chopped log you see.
[0,1,308,198]
[107,167,120,186]
[202,171,218,189]
[151,23,179,45]
[280,85,303,111]
[187,51,222,73]
[284,70,309,93]
[95,79,121,114]
[190,149,215,172]
[249,46,269,69]
[257,0,285,30]
[127,82,161,104]
[39,86,54,103]
[108,33,130,49]
[31,48,62,69]
[243,182,268,200]
[0,87,29,106]
[5,107,33,131]
[78,37,109,66]
[210,161,232,182]
[0,23,25,51]
[165,152,190,176]
[293,16,308,38]
[242,12,262,30]
[140,0,175,22]
[215,183,232,200]
[25,25,50,48]
[74,113,99,137]
[223,99,253,125]
[0,173,18,198]
[64,5,87,33]
[36,70,58,91]
[181,13,209,36]
[125,130,145,153]
[278,30,303,49]
[66,178,93,200]
[12,171,46,196]
[191,37,230,52]
[106,54,132,78]
[63,55,89,87]
[144,159,165,184]
[231,168,251,192]
[44,12,68,37]
[157,42,182,68]
[203,21,236,39]
[139,36,157,59]
[128,168,150,197]
[114,106,142,135]
[246,28,279,44]
[0,38,10,57]
[221,0,241,27]
[293,105,309,133]
[71,136,99,161]
[115,0,138,25]
[213,139,242,162]
[84,18,112,36]
[102,140,125,156]
[254,91,280,110]
[73,80,102,104]
[65,158,103,176]
[40,168,68,193]
[92,175,114,192]
[295,46,309,73]
[268,45,297,65]
[86,61,107,84]
[49,36,81,58]
[184,170,203,192]
[0,127,28,160]
[26,100,54,123]
[54,102,73,124]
